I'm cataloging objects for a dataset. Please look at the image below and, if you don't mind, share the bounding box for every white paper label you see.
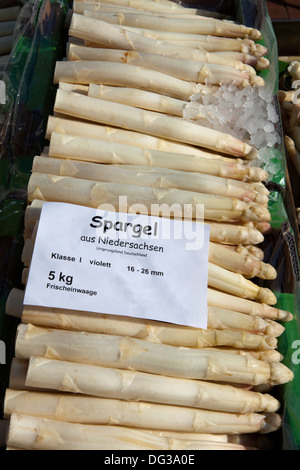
[24,202,210,328]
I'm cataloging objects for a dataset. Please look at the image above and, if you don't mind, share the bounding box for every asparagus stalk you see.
[72,4,262,39]
[80,19,266,69]
[69,15,263,81]
[46,115,244,164]
[75,0,198,15]
[32,156,269,206]
[6,289,284,344]
[27,172,271,224]
[46,116,268,182]
[207,288,293,322]
[7,412,278,450]
[54,60,214,101]
[208,263,276,304]
[3,389,281,435]
[205,347,283,364]
[87,83,194,117]
[7,356,282,413]
[209,241,276,280]
[81,12,260,54]
[15,323,293,386]
[53,89,258,159]
[67,44,247,84]
[48,129,267,181]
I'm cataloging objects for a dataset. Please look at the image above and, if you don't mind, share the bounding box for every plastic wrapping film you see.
[0,0,299,450]
[0,0,71,424]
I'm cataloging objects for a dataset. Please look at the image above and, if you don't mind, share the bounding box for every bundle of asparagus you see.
[3,0,294,451]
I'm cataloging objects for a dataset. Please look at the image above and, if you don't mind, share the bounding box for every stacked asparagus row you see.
[4,0,294,450]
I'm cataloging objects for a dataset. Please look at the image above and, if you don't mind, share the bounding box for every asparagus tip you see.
[278,310,294,322]
[260,412,282,434]
[249,29,263,41]
[257,287,277,305]
[248,166,269,182]
[270,362,294,386]
[259,263,277,281]
[244,146,259,161]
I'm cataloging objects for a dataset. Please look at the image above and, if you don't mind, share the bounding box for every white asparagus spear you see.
[27,172,271,224]
[19,303,283,339]
[207,288,293,322]
[75,0,198,15]
[53,89,258,159]
[208,263,276,304]
[7,412,277,451]
[39,146,270,206]
[67,45,254,86]
[15,323,293,386]
[75,0,226,18]
[3,389,281,435]
[48,130,266,181]
[73,3,262,39]
[205,347,283,364]
[81,18,265,69]
[32,156,269,205]
[87,83,193,117]
[208,241,276,280]
[46,115,243,164]
[72,1,183,15]
[6,289,283,356]
[5,288,283,341]
[9,357,281,414]
[81,12,259,53]
[15,323,293,385]
[69,15,262,80]
[75,0,223,15]
[46,118,267,179]
[54,60,215,101]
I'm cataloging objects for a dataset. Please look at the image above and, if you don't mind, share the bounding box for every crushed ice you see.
[185,83,282,150]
